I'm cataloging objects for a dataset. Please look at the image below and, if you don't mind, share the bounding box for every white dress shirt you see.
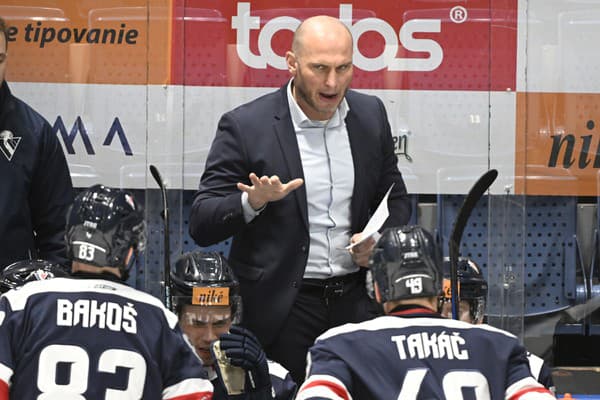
[241,80,357,279]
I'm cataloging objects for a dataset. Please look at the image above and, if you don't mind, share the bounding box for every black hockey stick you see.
[149,165,172,311]
[449,169,498,320]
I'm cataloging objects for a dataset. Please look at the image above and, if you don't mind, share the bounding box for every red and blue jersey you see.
[0,277,213,399]
[297,306,555,400]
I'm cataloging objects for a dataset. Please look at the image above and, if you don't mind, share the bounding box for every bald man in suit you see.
[190,15,411,383]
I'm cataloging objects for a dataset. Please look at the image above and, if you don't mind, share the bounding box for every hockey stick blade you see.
[149,165,167,220]
[149,165,172,311]
[449,169,498,320]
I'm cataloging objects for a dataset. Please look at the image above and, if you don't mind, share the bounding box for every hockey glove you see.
[218,325,272,392]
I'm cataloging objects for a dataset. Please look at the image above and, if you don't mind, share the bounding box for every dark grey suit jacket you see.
[190,84,411,346]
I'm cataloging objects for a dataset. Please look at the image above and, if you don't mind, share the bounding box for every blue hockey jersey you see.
[297,306,555,400]
[527,352,555,393]
[267,360,297,400]
[0,277,213,399]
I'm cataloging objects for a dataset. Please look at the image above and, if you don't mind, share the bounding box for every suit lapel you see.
[273,87,309,232]
[346,107,368,232]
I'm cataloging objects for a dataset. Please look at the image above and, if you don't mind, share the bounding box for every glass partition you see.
[4,1,600,392]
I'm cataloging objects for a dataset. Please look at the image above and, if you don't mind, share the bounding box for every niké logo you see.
[53,116,133,156]
[548,120,599,169]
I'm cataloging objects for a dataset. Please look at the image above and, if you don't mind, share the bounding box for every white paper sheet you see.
[345,183,394,249]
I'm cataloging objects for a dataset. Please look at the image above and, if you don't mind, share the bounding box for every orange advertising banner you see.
[515,92,600,196]
[0,0,171,84]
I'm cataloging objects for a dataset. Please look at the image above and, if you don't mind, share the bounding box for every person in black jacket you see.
[189,15,411,383]
[0,17,73,269]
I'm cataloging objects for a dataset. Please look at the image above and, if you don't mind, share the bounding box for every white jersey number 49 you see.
[398,368,490,400]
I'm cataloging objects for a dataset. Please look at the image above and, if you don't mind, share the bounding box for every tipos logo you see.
[232,2,456,72]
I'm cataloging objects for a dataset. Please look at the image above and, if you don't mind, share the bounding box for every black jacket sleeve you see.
[29,118,74,266]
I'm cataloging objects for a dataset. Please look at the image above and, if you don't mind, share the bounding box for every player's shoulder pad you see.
[2,278,179,328]
[315,315,519,342]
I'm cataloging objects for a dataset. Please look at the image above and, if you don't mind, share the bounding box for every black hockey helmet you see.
[0,259,69,293]
[171,251,242,323]
[442,257,488,323]
[369,225,442,303]
[65,184,145,280]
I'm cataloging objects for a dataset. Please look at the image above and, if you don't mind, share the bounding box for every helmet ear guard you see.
[369,225,442,304]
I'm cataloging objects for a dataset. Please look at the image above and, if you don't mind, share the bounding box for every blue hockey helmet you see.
[65,185,145,280]
[171,251,242,323]
[442,257,488,323]
[0,259,69,293]
[369,225,442,303]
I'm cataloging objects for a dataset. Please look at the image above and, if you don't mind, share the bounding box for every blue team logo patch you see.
[0,130,21,162]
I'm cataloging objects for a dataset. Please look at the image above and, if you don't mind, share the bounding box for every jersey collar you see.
[71,270,124,283]
[388,304,443,318]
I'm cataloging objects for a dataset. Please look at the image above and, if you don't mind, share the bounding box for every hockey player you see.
[296,225,556,399]
[0,259,69,293]
[0,184,213,399]
[171,251,297,400]
[440,257,556,392]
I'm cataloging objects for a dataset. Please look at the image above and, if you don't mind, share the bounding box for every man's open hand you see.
[237,173,304,210]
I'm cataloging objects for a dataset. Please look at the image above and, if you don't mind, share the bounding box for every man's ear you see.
[285,51,297,74]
